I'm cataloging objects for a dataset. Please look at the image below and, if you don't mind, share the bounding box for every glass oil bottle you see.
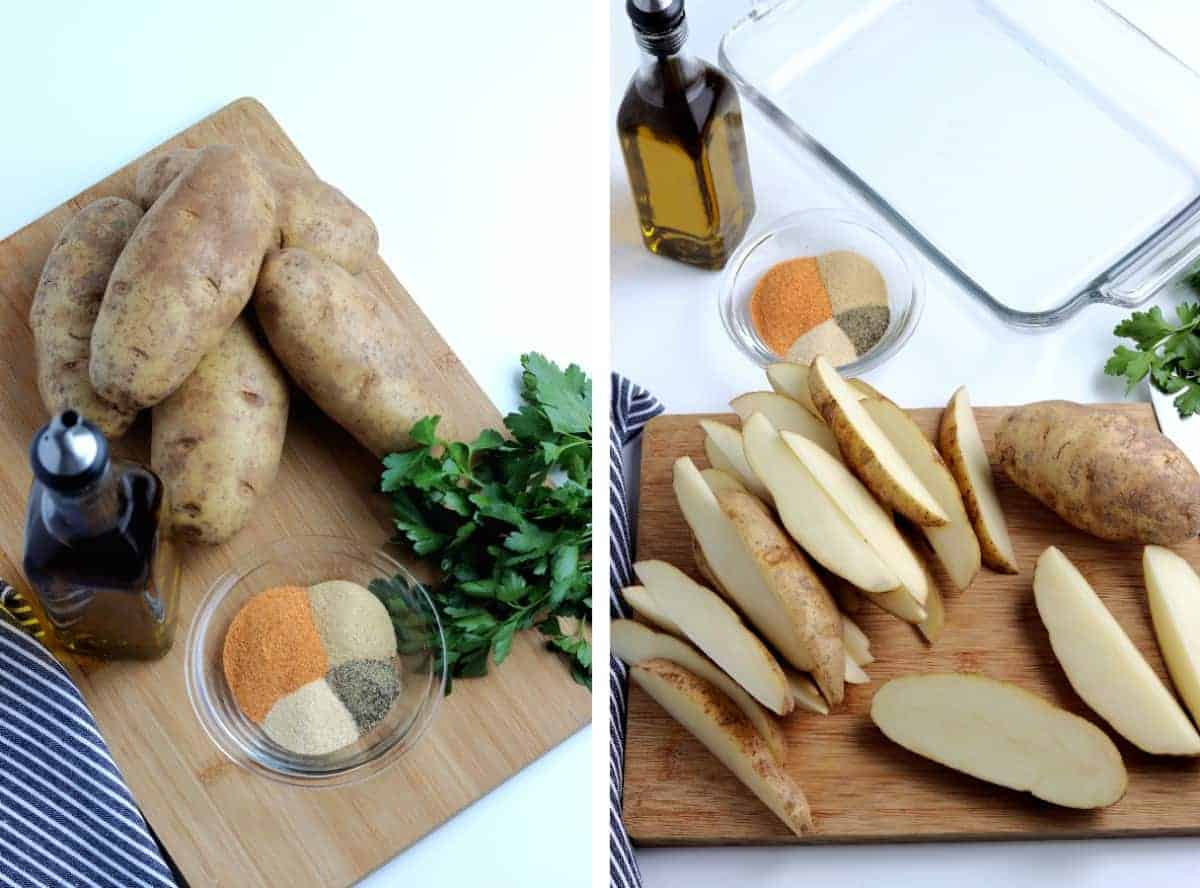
[617,0,755,270]
[23,410,180,660]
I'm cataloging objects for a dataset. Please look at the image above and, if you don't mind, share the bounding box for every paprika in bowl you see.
[718,209,923,373]
[185,535,445,787]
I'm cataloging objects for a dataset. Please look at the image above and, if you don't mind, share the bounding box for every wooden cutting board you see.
[624,405,1200,845]
[0,98,589,886]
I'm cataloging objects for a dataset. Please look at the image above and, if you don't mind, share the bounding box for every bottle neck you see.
[635,46,704,103]
[40,463,122,543]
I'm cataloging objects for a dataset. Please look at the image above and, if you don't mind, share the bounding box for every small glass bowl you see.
[718,208,924,374]
[185,535,445,788]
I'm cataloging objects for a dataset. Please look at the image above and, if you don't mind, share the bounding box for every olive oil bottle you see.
[617,0,755,269]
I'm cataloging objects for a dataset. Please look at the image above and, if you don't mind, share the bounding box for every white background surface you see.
[1,2,594,886]
[611,0,1200,886]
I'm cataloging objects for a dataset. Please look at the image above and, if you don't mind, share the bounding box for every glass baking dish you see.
[719,0,1200,327]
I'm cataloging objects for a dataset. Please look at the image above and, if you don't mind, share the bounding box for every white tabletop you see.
[611,0,1200,885]
[1,2,592,885]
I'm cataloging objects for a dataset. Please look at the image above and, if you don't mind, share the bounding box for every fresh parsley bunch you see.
[1105,303,1200,418]
[379,354,591,691]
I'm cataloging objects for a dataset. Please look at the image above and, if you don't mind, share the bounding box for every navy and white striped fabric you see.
[0,617,177,888]
[610,374,663,888]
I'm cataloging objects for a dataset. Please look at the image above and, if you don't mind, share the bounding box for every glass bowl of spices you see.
[185,535,445,788]
[718,209,923,374]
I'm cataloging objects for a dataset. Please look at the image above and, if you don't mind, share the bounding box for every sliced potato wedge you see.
[1144,545,1200,728]
[765,361,819,416]
[740,414,899,593]
[632,659,814,835]
[872,673,1127,809]
[612,619,786,760]
[938,386,1018,574]
[700,419,770,501]
[848,378,892,403]
[842,615,873,666]
[917,576,945,643]
[1034,546,1200,755]
[863,584,927,624]
[864,398,982,591]
[622,584,683,635]
[633,560,793,716]
[730,391,840,458]
[700,467,748,497]
[844,655,869,684]
[785,670,830,715]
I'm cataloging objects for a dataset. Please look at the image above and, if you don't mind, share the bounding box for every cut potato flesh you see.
[786,670,830,715]
[700,419,770,501]
[809,356,949,527]
[700,467,748,497]
[782,431,928,605]
[632,659,814,835]
[844,655,869,684]
[730,391,840,458]
[740,415,899,593]
[1034,546,1200,755]
[849,378,890,402]
[938,387,1018,574]
[765,361,819,416]
[863,584,927,624]
[1144,545,1200,728]
[917,578,944,643]
[863,398,981,592]
[872,673,1127,809]
[622,585,683,636]
[842,615,873,666]
[612,619,786,760]
[633,560,793,716]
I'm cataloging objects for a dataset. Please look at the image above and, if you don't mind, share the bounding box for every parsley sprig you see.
[1105,303,1200,417]
[378,354,591,692]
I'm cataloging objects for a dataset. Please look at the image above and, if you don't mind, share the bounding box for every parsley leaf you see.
[1106,301,1200,419]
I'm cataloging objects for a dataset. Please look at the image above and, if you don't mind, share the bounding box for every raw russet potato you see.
[612,619,786,760]
[765,361,819,416]
[786,670,829,715]
[844,656,869,684]
[996,400,1200,546]
[254,248,454,455]
[848,378,893,403]
[631,658,814,836]
[30,197,142,438]
[622,585,682,636]
[631,560,794,716]
[700,419,770,501]
[135,147,379,273]
[842,615,873,666]
[938,386,1019,573]
[1144,545,1200,726]
[673,456,846,704]
[782,431,929,606]
[740,413,899,593]
[808,356,949,527]
[864,398,982,591]
[863,584,927,625]
[917,573,945,643]
[91,145,277,411]
[699,466,749,497]
[871,673,1127,809]
[151,316,289,544]
[1034,546,1200,755]
[730,391,840,458]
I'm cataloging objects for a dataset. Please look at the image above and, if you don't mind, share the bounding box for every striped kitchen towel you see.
[610,373,663,888]
[0,609,177,888]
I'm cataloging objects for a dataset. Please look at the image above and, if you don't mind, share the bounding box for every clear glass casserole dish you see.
[719,0,1200,327]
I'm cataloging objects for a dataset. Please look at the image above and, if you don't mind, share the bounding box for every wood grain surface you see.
[623,405,1200,844]
[0,98,589,886]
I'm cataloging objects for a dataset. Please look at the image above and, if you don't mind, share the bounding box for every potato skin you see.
[135,147,378,273]
[151,316,289,544]
[254,248,453,455]
[91,145,276,411]
[995,401,1200,545]
[30,197,143,438]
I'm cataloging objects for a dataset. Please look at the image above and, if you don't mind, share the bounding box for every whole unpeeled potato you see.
[254,247,453,455]
[135,147,379,273]
[151,316,289,544]
[30,197,142,438]
[995,400,1200,545]
[91,145,277,411]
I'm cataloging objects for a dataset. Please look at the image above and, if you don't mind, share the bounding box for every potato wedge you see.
[826,572,862,613]
[844,656,869,684]
[631,659,813,835]
[612,619,786,760]
[842,615,873,666]
[622,585,683,636]
[740,414,898,593]
[632,560,793,715]
[782,431,929,606]
[765,362,819,416]
[872,673,1127,809]
[848,378,892,403]
[730,391,839,458]
[1144,546,1200,728]
[917,577,945,643]
[785,670,830,715]
[864,399,981,591]
[1034,546,1200,755]
[809,356,948,527]
[700,419,769,501]
[864,585,927,624]
[938,387,1018,573]
[700,466,748,497]
[674,456,845,704]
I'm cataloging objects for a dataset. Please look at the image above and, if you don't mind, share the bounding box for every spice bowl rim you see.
[717,207,925,375]
[185,534,446,789]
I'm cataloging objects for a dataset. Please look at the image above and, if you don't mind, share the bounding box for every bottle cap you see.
[627,0,687,55]
[30,410,109,494]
